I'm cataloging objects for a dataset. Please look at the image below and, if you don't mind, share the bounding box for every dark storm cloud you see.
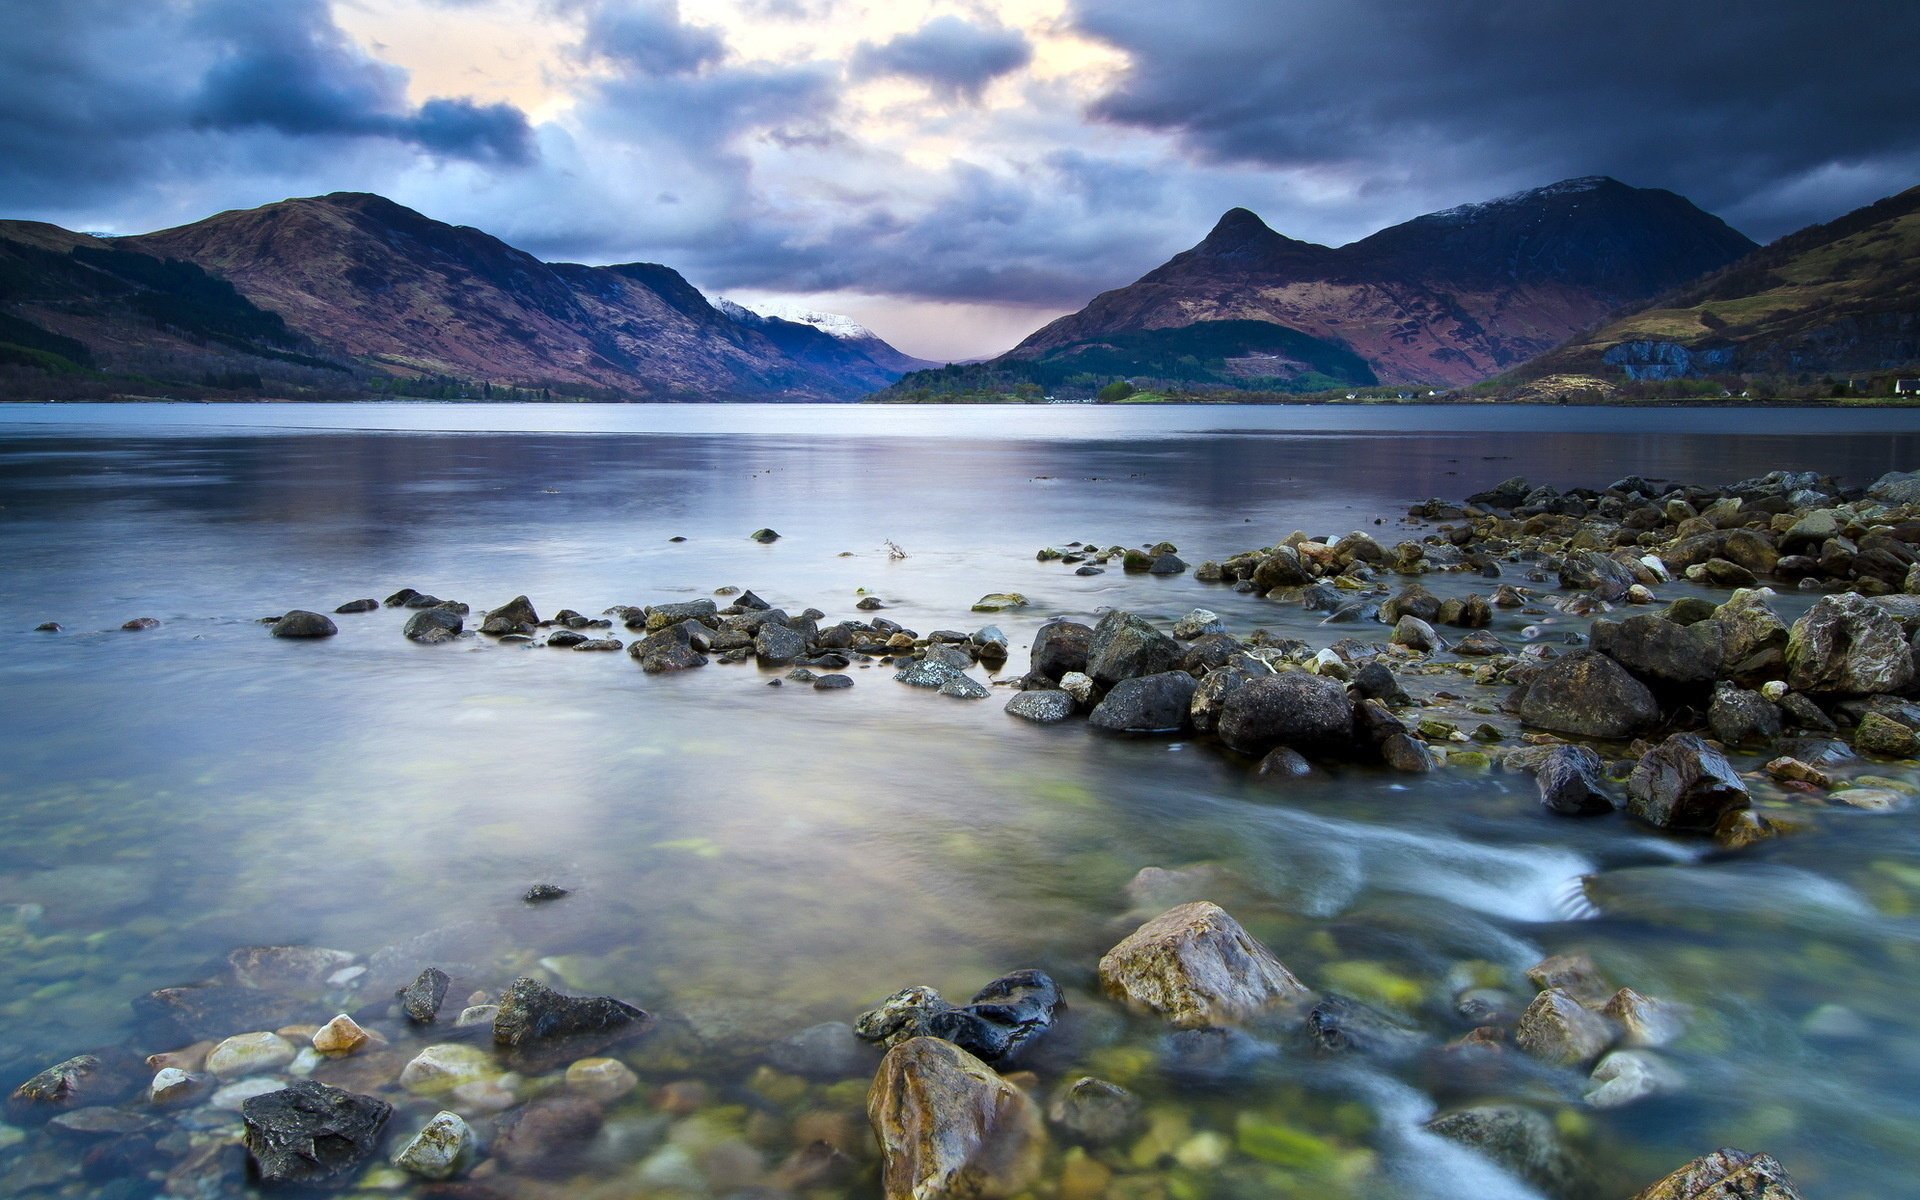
[0,0,535,213]
[1071,0,1920,239]
[851,16,1033,102]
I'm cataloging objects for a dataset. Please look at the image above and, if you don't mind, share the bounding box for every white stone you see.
[565,1057,638,1102]
[205,1032,296,1079]
[400,1043,498,1095]
[210,1076,285,1110]
[327,965,367,988]
[1060,672,1096,705]
[149,1067,203,1106]
[392,1110,474,1180]
[1585,1049,1682,1108]
[454,1004,498,1028]
[288,1048,322,1078]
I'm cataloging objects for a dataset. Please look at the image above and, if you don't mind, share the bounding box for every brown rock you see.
[866,1037,1044,1200]
[1513,988,1615,1067]
[1629,1149,1802,1200]
[1096,901,1309,1028]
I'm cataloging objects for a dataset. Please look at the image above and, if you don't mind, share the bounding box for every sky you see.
[4,1,1918,362]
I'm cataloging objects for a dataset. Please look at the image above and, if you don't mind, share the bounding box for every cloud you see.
[851,16,1033,102]
[576,0,726,76]
[1071,0,1920,239]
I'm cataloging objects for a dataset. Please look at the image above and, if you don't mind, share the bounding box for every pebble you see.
[566,1057,639,1102]
[311,1014,371,1056]
[399,1044,498,1095]
[205,1032,296,1079]
[392,1110,474,1180]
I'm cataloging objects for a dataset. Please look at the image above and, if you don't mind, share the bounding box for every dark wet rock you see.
[1777,693,1838,732]
[1629,1148,1802,1200]
[121,617,160,631]
[939,674,992,700]
[481,595,539,635]
[1148,552,1187,575]
[227,945,356,989]
[334,598,378,614]
[1514,651,1660,739]
[546,629,588,648]
[1391,615,1442,651]
[404,607,463,644]
[1215,672,1355,757]
[134,984,311,1043]
[385,588,421,607]
[630,623,708,673]
[1786,592,1915,694]
[1303,994,1427,1059]
[270,610,338,639]
[750,528,781,543]
[1086,610,1182,686]
[644,599,717,630]
[523,883,569,902]
[400,968,451,1024]
[493,977,649,1049]
[1047,1076,1142,1144]
[866,1037,1044,1200]
[490,1094,605,1178]
[241,1081,392,1187]
[1854,711,1918,756]
[895,658,965,689]
[1180,632,1241,673]
[1252,548,1312,591]
[1381,583,1441,623]
[1190,665,1256,734]
[7,1054,139,1123]
[1005,690,1074,724]
[1708,683,1783,747]
[1097,901,1308,1028]
[814,673,854,690]
[1534,744,1612,815]
[1591,614,1725,687]
[1452,630,1507,656]
[571,638,620,651]
[767,1022,876,1080]
[1514,988,1616,1066]
[754,622,807,666]
[1353,699,1435,772]
[1253,746,1317,782]
[1777,735,1853,765]
[34,621,62,631]
[1155,1026,1280,1086]
[855,972,1063,1065]
[1350,661,1411,706]
[857,596,886,611]
[1439,593,1494,628]
[1426,1105,1585,1197]
[404,593,450,609]
[1090,671,1198,734]
[1627,733,1750,830]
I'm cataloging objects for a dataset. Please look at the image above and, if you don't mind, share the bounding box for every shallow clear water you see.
[3,403,1920,1200]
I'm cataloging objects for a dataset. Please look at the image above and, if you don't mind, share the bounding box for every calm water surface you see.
[3,403,1920,1200]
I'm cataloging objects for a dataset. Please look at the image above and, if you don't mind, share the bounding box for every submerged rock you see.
[866,1037,1044,1200]
[1627,734,1750,830]
[1629,1149,1802,1200]
[206,1032,296,1079]
[241,1080,392,1187]
[493,977,649,1049]
[270,610,338,639]
[334,598,378,614]
[1425,1105,1585,1196]
[1097,901,1309,1028]
[392,1110,474,1180]
[7,1054,136,1122]
[491,1094,605,1177]
[1303,994,1427,1059]
[1046,1076,1142,1144]
[1514,987,1615,1066]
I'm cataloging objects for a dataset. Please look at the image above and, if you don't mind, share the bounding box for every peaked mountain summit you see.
[973,177,1757,392]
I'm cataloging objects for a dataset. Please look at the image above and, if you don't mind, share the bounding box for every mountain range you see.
[0,193,932,401]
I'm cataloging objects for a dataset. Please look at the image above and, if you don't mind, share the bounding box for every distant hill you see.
[0,193,932,401]
[878,177,1756,400]
[1514,185,1920,388]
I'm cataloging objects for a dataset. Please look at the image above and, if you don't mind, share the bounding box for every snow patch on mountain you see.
[712,296,876,341]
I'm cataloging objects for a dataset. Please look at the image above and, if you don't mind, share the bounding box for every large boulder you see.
[1629,1149,1802,1200]
[1251,548,1312,591]
[1029,621,1092,681]
[1590,615,1725,687]
[867,1037,1045,1200]
[242,1081,392,1186]
[1627,734,1750,830]
[1089,672,1198,734]
[1189,665,1257,734]
[1096,901,1309,1028]
[1214,672,1355,757]
[1085,611,1181,686]
[1707,683,1783,747]
[271,610,338,639]
[480,595,539,634]
[1786,592,1915,694]
[1713,589,1790,681]
[1869,469,1920,506]
[403,607,463,644]
[1515,652,1660,739]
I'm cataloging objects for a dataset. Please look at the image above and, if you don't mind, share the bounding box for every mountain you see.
[0,192,931,401]
[1516,185,1920,385]
[887,177,1757,398]
[713,297,934,376]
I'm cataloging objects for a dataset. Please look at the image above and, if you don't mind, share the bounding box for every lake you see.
[2,402,1919,1200]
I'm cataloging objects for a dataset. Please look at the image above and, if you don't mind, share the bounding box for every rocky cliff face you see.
[1002,177,1757,389]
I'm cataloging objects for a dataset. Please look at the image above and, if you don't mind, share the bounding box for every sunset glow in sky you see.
[6,0,1917,359]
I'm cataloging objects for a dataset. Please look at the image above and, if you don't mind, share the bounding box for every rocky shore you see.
[21,465,1920,1197]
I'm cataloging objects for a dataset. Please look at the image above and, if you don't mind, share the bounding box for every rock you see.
[644,599,717,629]
[855,972,1063,1064]
[896,657,964,688]
[1515,651,1660,739]
[1254,746,1317,782]
[1350,661,1410,706]
[565,1057,638,1102]
[1526,951,1611,1004]
[392,1110,473,1180]
[1030,621,1093,680]
[1627,733,1750,830]
[866,1037,1044,1200]
[212,1076,285,1110]
[524,883,569,902]
[1629,1149,1802,1200]
[1586,1048,1683,1108]
[1085,610,1182,686]
[1304,994,1427,1058]
[1047,1077,1142,1144]
[769,1022,876,1080]
[1708,683,1783,747]
[632,622,708,672]
[1452,630,1506,656]
[1060,671,1097,706]
[492,977,649,1049]
[400,967,451,1024]
[755,623,807,666]
[1764,756,1831,788]
[1534,744,1612,815]
[750,527,780,542]
[270,610,338,639]
[1513,988,1615,1066]
[121,617,159,631]
[1097,901,1309,1028]
[481,595,539,635]
[1172,609,1225,639]
[399,1043,496,1094]
[1591,614,1725,686]
[334,598,378,614]
[241,1080,392,1187]
[1391,615,1441,651]
[206,1032,297,1079]
[149,1067,209,1107]
[1425,1105,1584,1197]
[310,1015,369,1056]
[1214,672,1355,757]
[814,673,854,689]
[1252,548,1312,591]
[1189,666,1252,733]
[404,607,463,644]
[1005,690,1074,724]
[1381,583,1441,622]
[1786,592,1915,694]
[1854,711,1917,756]
[227,945,357,989]
[939,674,992,699]
[134,984,311,1043]
[1149,553,1187,575]
[971,592,1028,613]
[1089,671,1198,733]
[491,1094,604,1177]
[34,620,61,631]
[7,1055,135,1121]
